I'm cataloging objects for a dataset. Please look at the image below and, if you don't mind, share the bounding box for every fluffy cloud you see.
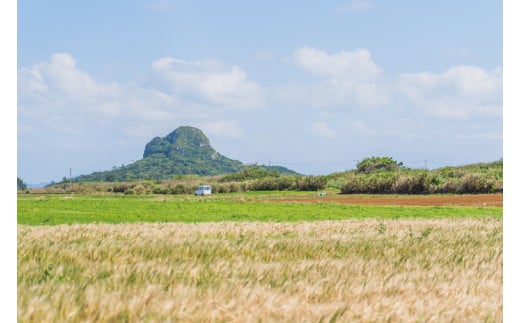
[151,56,263,108]
[289,47,502,120]
[285,47,388,108]
[19,53,118,104]
[18,53,189,140]
[397,65,502,119]
[18,53,261,143]
[293,47,381,81]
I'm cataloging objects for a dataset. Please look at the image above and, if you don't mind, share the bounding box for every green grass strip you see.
[17,194,502,226]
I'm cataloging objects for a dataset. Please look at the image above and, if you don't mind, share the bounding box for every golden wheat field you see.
[18,219,502,322]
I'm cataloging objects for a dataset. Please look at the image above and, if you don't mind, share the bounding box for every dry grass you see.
[18,219,502,322]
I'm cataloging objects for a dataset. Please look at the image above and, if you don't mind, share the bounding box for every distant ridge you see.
[76,126,298,182]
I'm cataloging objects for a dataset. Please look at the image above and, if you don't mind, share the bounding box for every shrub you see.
[392,173,429,194]
[356,157,401,173]
[220,166,280,182]
[341,173,396,194]
[296,176,326,191]
[438,178,460,194]
[457,174,496,193]
[250,177,280,191]
[112,183,135,193]
[340,174,364,194]
[172,184,191,195]
[152,186,169,194]
[214,184,230,194]
[367,173,397,193]
[134,185,146,195]
[228,183,240,193]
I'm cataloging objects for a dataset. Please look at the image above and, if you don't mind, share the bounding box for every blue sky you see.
[17,0,503,184]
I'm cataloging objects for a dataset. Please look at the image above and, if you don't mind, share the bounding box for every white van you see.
[194,185,212,196]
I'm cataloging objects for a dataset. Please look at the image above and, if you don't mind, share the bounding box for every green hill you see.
[76,126,297,182]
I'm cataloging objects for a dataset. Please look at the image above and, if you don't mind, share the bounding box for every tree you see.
[356,157,401,173]
[17,177,28,190]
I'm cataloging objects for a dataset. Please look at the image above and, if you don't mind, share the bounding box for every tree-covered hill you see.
[75,126,297,182]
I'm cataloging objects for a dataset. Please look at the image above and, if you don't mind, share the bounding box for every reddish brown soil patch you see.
[274,194,503,207]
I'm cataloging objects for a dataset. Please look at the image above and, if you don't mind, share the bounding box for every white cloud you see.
[397,65,502,119]
[309,121,337,138]
[17,53,221,142]
[151,56,263,108]
[281,47,387,109]
[293,47,381,81]
[151,57,200,70]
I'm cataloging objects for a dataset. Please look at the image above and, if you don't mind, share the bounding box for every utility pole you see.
[138,162,142,183]
[69,168,72,192]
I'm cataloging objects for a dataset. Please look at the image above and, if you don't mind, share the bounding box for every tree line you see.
[23,157,502,195]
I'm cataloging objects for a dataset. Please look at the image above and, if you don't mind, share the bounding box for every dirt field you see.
[274,193,503,207]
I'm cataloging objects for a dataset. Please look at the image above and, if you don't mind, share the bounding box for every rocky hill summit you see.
[144,126,223,160]
[75,126,296,182]
[141,126,243,175]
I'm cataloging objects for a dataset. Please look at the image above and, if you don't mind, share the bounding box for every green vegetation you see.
[75,126,298,182]
[18,177,28,191]
[335,159,503,194]
[42,159,503,196]
[17,194,501,226]
[356,156,403,173]
[35,125,501,195]
[76,126,243,181]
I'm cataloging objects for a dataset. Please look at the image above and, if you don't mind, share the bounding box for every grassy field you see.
[17,193,503,322]
[18,219,502,322]
[17,193,502,225]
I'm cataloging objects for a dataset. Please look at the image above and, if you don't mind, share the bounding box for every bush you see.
[340,174,364,194]
[172,184,188,195]
[341,173,396,194]
[220,166,280,182]
[169,184,197,195]
[228,183,240,193]
[438,178,460,194]
[124,189,136,195]
[356,157,401,173]
[152,186,169,194]
[392,173,429,194]
[457,174,496,193]
[134,185,146,195]
[250,177,280,191]
[296,176,326,191]
[112,183,135,193]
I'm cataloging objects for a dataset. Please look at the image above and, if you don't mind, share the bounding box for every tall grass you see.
[18,219,502,322]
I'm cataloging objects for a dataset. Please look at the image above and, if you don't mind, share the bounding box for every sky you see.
[17,0,504,184]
